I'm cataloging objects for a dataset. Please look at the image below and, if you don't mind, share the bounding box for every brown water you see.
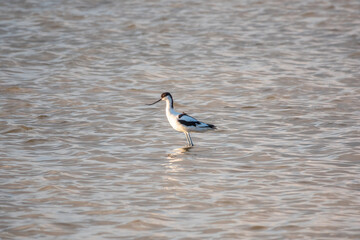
[1,0,360,239]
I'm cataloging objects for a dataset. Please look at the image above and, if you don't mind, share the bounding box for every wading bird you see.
[147,92,216,146]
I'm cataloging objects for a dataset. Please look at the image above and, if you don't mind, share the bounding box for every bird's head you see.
[147,92,173,105]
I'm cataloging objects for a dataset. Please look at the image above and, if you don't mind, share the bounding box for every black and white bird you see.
[147,92,216,146]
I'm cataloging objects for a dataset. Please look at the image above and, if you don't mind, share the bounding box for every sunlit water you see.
[1,0,360,239]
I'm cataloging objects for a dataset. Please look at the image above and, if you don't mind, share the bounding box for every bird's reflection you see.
[167,146,192,159]
[164,146,192,173]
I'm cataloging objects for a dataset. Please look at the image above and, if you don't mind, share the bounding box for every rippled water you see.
[1,0,360,239]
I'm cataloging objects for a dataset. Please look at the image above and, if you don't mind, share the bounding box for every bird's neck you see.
[165,98,176,115]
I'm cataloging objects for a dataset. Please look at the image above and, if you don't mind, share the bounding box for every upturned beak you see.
[146,98,161,105]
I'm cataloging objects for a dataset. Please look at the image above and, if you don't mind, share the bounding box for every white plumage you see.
[147,92,216,146]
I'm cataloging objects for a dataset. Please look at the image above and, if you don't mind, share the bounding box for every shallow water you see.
[1,0,360,239]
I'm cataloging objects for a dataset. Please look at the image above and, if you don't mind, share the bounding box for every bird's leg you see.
[183,132,194,147]
[184,132,190,146]
[187,132,194,146]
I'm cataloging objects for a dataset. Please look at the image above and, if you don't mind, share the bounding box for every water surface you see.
[1,0,360,239]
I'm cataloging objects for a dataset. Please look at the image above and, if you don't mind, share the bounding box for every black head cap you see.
[161,92,172,99]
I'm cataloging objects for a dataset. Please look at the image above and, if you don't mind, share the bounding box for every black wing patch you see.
[206,123,216,129]
[178,119,201,126]
[178,112,212,127]
[178,112,187,118]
